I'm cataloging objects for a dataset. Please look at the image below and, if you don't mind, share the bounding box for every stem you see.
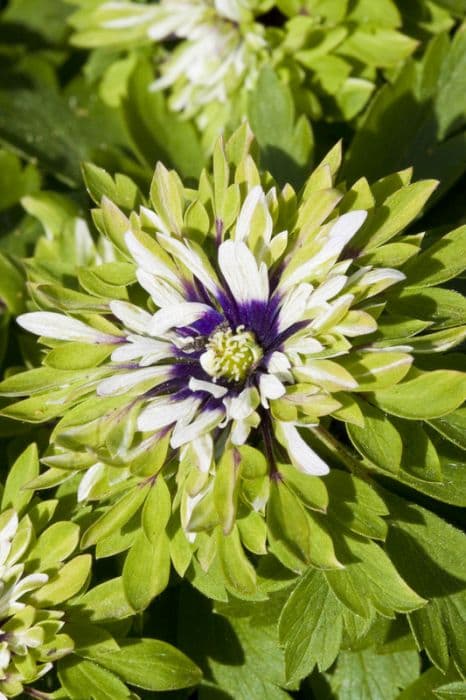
[261,413,281,480]
[310,425,367,477]
[24,689,51,700]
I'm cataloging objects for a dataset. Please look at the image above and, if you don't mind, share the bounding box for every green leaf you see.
[429,408,466,450]
[330,647,420,700]
[2,0,72,45]
[344,30,466,202]
[68,623,120,660]
[96,638,202,691]
[0,148,41,212]
[429,0,466,16]
[122,530,170,610]
[340,352,413,391]
[395,420,442,482]
[124,59,203,179]
[78,578,135,622]
[404,226,466,286]
[44,342,114,370]
[31,554,91,605]
[386,497,466,673]
[357,181,437,251]
[397,666,458,700]
[0,79,125,186]
[277,464,328,511]
[279,568,344,684]
[383,451,466,507]
[248,66,313,188]
[58,657,131,700]
[338,28,417,68]
[82,162,141,211]
[214,449,241,535]
[30,521,80,569]
[141,477,171,542]
[372,370,466,419]
[389,286,466,330]
[348,399,402,473]
[435,681,466,699]
[178,586,291,699]
[1,443,39,514]
[81,484,149,549]
[267,480,311,571]
[325,471,389,541]
[326,534,425,618]
[0,252,25,314]
[217,525,257,595]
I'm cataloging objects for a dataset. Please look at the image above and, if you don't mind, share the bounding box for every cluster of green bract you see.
[0,3,464,694]
[67,0,455,148]
[1,127,464,610]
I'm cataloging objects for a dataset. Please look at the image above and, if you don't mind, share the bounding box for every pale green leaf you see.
[1,443,39,514]
[95,638,202,691]
[372,370,466,419]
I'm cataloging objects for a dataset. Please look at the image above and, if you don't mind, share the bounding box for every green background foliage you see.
[0,1,464,699]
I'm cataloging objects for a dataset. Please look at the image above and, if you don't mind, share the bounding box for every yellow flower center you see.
[200,324,263,383]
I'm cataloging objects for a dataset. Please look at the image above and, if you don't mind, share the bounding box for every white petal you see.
[259,373,286,408]
[36,662,54,679]
[110,301,152,335]
[149,302,214,336]
[296,360,357,390]
[17,312,119,344]
[277,422,329,475]
[137,269,185,307]
[218,240,269,303]
[325,210,367,256]
[283,333,323,355]
[277,283,313,332]
[306,275,348,311]
[235,185,272,245]
[215,0,242,22]
[230,419,251,445]
[189,377,228,398]
[138,206,170,235]
[309,294,355,333]
[170,409,223,448]
[224,387,259,420]
[0,512,18,544]
[362,268,405,286]
[267,351,291,374]
[281,212,367,290]
[367,345,413,353]
[138,397,200,432]
[125,231,181,287]
[157,235,219,296]
[11,573,48,599]
[191,434,213,473]
[111,336,173,365]
[0,647,11,673]
[77,463,106,502]
[97,366,168,396]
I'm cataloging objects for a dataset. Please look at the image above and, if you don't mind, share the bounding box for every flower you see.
[70,0,271,126]
[10,131,407,484]
[0,509,74,698]
[68,0,428,138]
[149,1,269,120]
[2,126,464,549]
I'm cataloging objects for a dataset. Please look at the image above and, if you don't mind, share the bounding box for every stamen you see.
[200,324,263,383]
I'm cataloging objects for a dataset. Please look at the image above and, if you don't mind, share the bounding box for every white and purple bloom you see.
[0,509,74,698]
[3,128,439,541]
[69,0,271,143]
[15,177,408,485]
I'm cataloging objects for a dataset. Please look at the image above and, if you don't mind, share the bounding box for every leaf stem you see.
[310,425,367,477]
